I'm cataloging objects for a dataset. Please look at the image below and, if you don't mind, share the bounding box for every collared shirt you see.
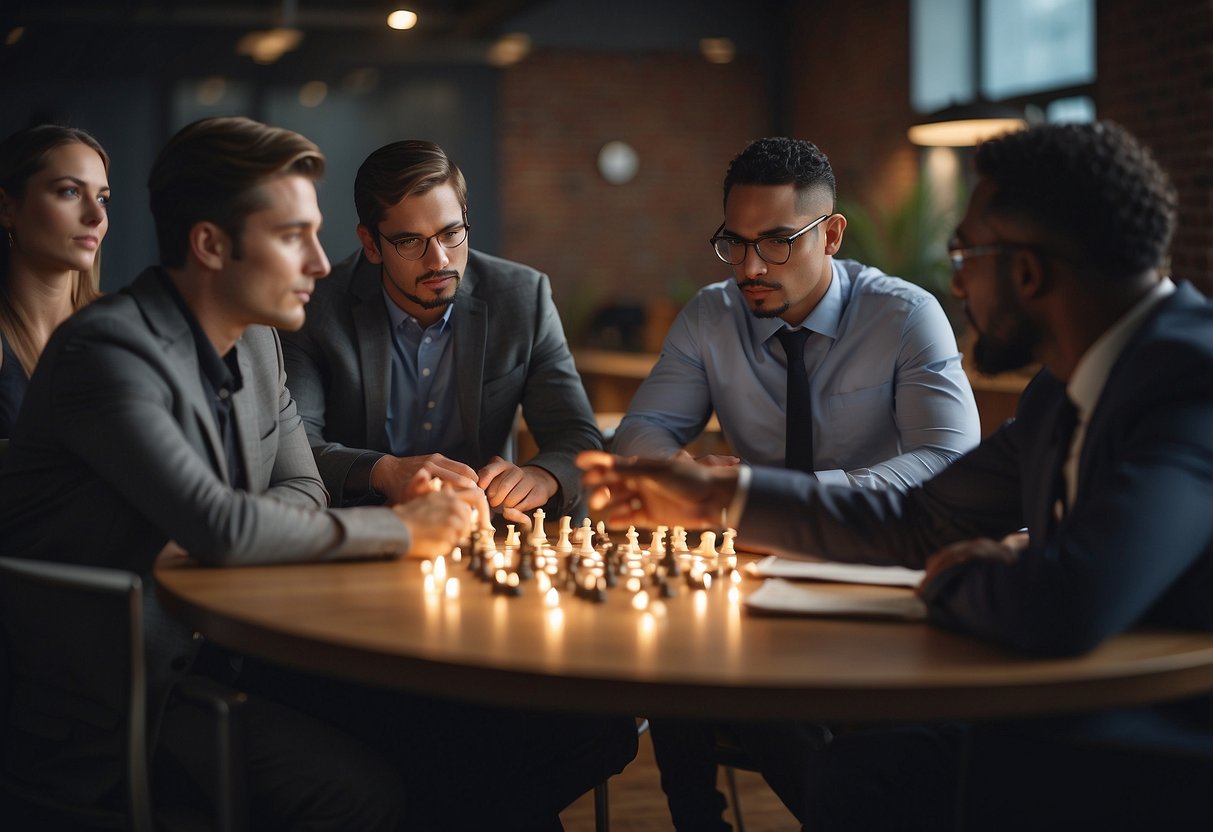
[159,271,246,490]
[614,259,980,489]
[1063,277,1176,506]
[382,286,460,457]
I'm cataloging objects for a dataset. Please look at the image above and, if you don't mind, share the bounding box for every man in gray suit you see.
[0,116,474,829]
[279,139,601,522]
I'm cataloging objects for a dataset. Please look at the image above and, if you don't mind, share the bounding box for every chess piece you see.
[516,537,536,580]
[556,515,574,554]
[531,507,548,545]
[504,524,521,549]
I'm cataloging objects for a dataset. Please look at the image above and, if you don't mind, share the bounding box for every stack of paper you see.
[744,578,928,620]
[746,555,923,587]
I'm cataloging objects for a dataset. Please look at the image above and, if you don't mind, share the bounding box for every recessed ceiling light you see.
[387,10,418,30]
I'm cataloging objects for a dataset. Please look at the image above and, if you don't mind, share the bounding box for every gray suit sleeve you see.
[280,316,384,506]
[516,274,603,514]
[50,323,409,565]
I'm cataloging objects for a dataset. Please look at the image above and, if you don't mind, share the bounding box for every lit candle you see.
[445,577,460,598]
[433,555,447,581]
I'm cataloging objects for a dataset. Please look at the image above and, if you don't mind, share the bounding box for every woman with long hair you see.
[0,125,109,435]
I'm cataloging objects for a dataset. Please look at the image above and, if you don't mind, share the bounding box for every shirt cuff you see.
[723,464,752,529]
[349,451,388,502]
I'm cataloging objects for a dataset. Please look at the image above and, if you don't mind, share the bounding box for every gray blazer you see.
[0,268,411,804]
[280,248,602,513]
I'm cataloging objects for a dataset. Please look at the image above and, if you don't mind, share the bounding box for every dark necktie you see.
[1051,397,1080,524]
[776,328,814,473]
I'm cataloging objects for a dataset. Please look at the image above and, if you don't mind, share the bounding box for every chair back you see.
[0,557,154,832]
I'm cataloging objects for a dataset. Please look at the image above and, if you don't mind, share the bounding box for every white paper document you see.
[744,578,928,620]
[746,555,924,588]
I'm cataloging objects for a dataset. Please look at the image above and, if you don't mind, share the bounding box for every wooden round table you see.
[155,556,1213,721]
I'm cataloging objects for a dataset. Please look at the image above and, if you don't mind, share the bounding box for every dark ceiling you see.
[2,1,555,81]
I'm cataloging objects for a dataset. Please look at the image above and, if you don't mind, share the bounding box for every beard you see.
[739,278,790,319]
[966,269,1042,374]
[390,269,460,310]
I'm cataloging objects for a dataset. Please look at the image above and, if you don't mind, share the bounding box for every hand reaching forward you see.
[477,457,558,527]
[577,450,740,529]
[371,453,480,504]
[390,470,485,558]
[917,532,1028,597]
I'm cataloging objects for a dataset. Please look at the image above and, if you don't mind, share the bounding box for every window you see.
[912,0,1095,120]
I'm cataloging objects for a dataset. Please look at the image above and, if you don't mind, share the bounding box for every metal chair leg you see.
[593,778,609,832]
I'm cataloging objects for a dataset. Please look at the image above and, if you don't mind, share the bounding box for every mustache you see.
[738,278,782,291]
[416,269,461,285]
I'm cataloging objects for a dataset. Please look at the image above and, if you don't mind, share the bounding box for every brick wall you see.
[1098,0,1213,293]
[498,50,769,343]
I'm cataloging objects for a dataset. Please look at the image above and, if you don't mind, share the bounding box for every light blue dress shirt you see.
[613,259,981,489]
[382,287,461,457]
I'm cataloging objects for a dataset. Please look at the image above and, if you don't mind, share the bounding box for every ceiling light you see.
[236,27,303,65]
[299,81,328,108]
[387,10,418,30]
[699,38,735,64]
[907,102,1027,147]
[487,33,531,67]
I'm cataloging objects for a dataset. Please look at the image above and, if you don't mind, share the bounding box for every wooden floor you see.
[561,729,799,831]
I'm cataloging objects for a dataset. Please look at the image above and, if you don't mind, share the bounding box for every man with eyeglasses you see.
[614,136,979,488]
[613,136,980,830]
[584,122,1212,830]
[280,139,601,525]
[264,139,635,829]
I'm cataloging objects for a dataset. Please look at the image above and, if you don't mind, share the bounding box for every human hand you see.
[671,449,741,467]
[917,532,1027,596]
[391,488,475,559]
[477,457,558,527]
[577,450,740,529]
[371,453,480,504]
[155,540,190,564]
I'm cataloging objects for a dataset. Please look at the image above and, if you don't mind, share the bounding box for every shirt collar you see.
[382,285,454,333]
[1067,277,1175,416]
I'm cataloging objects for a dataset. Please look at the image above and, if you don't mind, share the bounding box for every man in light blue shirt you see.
[614,137,979,490]
[622,137,980,831]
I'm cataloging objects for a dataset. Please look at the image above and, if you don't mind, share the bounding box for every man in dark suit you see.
[581,121,1213,830]
[0,116,476,829]
[280,139,601,522]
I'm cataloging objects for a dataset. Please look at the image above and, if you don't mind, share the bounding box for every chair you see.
[713,728,758,832]
[591,717,650,832]
[0,557,246,832]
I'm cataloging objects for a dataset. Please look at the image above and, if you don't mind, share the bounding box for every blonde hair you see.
[0,125,108,376]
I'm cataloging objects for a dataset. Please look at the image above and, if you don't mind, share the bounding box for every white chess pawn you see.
[650,525,668,556]
[720,528,737,556]
[696,530,718,559]
[531,508,548,544]
[625,525,641,555]
[556,515,574,554]
[504,524,520,548]
[577,517,593,545]
[672,526,689,554]
[578,524,596,557]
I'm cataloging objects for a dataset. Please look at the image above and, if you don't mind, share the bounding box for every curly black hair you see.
[722,137,835,210]
[975,121,1177,281]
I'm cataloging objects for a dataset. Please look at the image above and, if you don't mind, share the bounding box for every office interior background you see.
[3,0,1210,351]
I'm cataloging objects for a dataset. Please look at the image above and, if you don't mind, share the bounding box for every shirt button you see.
[422,368,431,377]
[218,389,230,400]
[423,422,432,431]
[427,401,436,409]
[424,337,432,344]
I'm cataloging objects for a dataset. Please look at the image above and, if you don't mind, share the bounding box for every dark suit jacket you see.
[741,281,1213,657]
[280,248,602,513]
[0,268,412,804]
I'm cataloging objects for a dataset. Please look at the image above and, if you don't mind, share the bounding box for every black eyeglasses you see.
[379,223,470,261]
[709,215,830,266]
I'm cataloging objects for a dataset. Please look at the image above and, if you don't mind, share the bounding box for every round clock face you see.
[597,140,639,185]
